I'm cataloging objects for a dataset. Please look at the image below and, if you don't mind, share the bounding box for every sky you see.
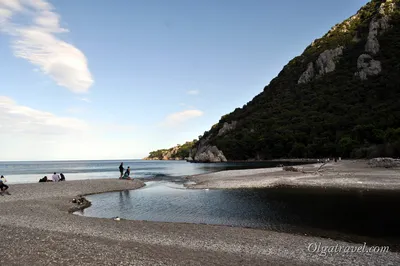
[0,0,370,161]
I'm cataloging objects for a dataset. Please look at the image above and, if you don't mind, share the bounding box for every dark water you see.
[0,160,302,184]
[77,181,400,250]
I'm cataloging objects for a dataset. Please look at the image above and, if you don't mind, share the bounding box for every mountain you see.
[189,0,400,162]
[144,140,197,160]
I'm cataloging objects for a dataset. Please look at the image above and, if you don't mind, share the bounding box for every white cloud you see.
[0,96,89,135]
[161,109,203,127]
[0,95,144,160]
[187,90,199,95]
[0,0,93,93]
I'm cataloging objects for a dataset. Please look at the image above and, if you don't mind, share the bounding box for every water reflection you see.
[119,190,133,212]
[76,181,400,250]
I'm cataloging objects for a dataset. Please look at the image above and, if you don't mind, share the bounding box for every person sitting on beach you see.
[52,172,60,182]
[119,162,124,179]
[60,173,66,181]
[121,167,132,180]
[39,176,48,182]
[0,175,9,192]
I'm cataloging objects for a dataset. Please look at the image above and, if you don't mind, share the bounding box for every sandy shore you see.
[185,160,400,190]
[0,178,399,265]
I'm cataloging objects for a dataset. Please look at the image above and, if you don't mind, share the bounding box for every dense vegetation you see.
[195,0,400,160]
[146,140,197,160]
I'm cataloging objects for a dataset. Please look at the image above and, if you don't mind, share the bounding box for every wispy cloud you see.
[0,0,94,93]
[161,109,203,127]
[79,97,91,103]
[0,95,89,135]
[187,90,199,95]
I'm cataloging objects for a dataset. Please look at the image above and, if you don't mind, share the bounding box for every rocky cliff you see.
[190,0,400,162]
[144,141,197,161]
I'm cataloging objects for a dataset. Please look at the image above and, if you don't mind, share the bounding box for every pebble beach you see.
[0,177,399,265]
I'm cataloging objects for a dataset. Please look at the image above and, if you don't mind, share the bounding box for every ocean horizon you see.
[0,160,291,184]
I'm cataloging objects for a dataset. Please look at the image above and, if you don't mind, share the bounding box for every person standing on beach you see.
[119,162,124,179]
[52,172,60,182]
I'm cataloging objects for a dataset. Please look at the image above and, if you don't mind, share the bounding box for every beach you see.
[185,160,400,191]
[0,177,399,265]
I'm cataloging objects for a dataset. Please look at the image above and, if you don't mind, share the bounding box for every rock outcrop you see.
[298,62,315,84]
[162,146,180,160]
[191,145,227,163]
[298,47,344,84]
[217,121,237,137]
[355,54,382,80]
[188,135,227,163]
[355,0,397,80]
[315,47,344,76]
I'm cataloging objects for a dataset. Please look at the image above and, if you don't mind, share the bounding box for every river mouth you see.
[75,180,400,251]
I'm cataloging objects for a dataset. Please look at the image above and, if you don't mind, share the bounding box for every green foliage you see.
[173,140,197,159]
[195,1,400,160]
[148,149,169,160]
[146,140,197,160]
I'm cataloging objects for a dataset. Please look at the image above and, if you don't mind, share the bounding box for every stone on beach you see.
[368,157,400,168]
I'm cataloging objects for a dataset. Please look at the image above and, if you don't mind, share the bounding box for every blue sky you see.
[0,0,369,160]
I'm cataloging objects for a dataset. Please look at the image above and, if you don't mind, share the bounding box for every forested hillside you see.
[190,0,400,162]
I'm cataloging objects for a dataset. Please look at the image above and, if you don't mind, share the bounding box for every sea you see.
[0,159,289,184]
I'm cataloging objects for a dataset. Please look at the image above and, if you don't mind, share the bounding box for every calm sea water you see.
[0,160,293,184]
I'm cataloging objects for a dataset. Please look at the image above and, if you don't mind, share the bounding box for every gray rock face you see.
[217,121,237,137]
[194,145,227,162]
[188,135,227,162]
[298,62,315,84]
[365,0,394,55]
[355,1,396,80]
[365,17,389,54]
[315,46,344,76]
[298,47,343,84]
[368,157,400,168]
[355,54,382,80]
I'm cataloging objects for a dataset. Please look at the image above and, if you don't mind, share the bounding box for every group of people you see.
[0,175,9,193]
[39,172,66,182]
[119,163,132,180]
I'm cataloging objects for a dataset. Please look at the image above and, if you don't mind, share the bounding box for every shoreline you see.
[0,179,399,265]
[185,160,400,191]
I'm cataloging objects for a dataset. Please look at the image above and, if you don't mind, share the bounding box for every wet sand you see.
[185,160,400,190]
[0,178,399,265]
